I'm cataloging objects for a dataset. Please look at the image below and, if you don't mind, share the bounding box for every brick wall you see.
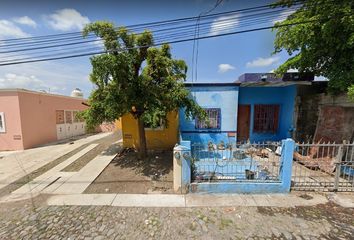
[314,106,354,143]
[295,84,354,143]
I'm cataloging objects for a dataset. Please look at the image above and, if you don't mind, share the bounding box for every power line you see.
[0,7,299,55]
[0,7,298,50]
[0,14,293,63]
[0,1,303,43]
[0,19,317,66]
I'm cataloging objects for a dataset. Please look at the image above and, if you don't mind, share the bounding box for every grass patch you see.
[219,218,233,230]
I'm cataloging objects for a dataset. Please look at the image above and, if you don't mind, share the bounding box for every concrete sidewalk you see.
[0,132,112,191]
[46,192,333,208]
[0,140,121,202]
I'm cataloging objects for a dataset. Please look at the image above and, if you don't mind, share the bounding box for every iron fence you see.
[191,141,282,183]
[292,141,354,192]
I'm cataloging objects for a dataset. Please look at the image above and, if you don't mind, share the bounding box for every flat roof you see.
[184,82,240,87]
[236,72,314,82]
[0,88,86,101]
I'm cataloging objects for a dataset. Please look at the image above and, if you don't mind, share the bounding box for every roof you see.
[235,72,314,86]
[0,88,86,101]
[183,82,240,87]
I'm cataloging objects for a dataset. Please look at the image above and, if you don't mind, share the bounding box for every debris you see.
[298,194,313,200]
[275,146,282,155]
[245,169,255,180]
[217,141,226,150]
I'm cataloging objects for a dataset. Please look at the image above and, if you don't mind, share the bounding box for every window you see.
[253,104,279,133]
[73,111,79,123]
[0,112,5,133]
[56,110,65,124]
[196,108,221,129]
[65,111,73,124]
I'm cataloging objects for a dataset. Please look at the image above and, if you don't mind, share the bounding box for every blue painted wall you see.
[179,85,239,144]
[238,85,297,142]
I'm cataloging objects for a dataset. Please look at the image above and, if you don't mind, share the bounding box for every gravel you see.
[0,198,353,239]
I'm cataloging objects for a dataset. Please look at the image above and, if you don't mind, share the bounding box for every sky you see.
[0,0,294,97]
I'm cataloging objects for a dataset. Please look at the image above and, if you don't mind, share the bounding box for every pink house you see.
[0,89,88,151]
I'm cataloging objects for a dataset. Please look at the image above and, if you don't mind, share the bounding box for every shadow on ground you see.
[112,150,173,178]
[85,149,173,194]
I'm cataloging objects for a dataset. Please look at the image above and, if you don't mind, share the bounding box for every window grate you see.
[196,108,221,129]
[253,105,279,133]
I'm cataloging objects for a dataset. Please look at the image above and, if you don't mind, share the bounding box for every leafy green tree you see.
[273,0,354,98]
[82,21,205,158]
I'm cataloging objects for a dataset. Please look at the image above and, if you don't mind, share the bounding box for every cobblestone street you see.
[0,197,353,240]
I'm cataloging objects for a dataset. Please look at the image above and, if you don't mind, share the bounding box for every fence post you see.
[173,141,191,194]
[334,144,343,191]
[280,138,295,192]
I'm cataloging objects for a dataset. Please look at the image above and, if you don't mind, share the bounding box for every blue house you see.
[179,73,314,144]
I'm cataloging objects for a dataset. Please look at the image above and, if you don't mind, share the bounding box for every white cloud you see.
[246,56,280,68]
[46,8,90,31]
[218,63,235,73]
[0,60,90,96]
[0,73,55,91]
[0,20,30,38]
[210,14,239,35]
[13,16,37,28]
[272,9,297,24]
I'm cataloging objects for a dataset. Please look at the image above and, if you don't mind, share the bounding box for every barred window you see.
[65,111,73,124]
[196,108,221,129]
[56,110,65,124]
[253,105,279,133]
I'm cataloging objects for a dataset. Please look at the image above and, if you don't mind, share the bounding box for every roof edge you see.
[183,82,240,87]
[0,88,87,101]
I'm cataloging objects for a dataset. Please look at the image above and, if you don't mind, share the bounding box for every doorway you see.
[237,105,250,141]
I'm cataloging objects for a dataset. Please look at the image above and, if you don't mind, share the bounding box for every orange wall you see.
[0,92,24,150]
[122,111,178,150]
[17,91,88,149]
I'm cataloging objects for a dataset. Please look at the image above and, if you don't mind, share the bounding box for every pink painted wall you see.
[17,91,88,149]
[96,122,116,132]
[0,92,24,150]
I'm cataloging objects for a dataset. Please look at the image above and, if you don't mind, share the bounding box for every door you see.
[237,105,250,142]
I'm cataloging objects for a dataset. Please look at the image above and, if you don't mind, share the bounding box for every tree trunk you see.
[137,117,147,159]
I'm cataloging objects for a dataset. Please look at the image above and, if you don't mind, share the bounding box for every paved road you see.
[0,196,353,240]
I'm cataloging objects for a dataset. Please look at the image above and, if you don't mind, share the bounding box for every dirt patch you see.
[84,149,173,194]
[0,132,121,198]
[298,193,314,200]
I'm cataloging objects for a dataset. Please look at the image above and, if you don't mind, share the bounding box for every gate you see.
[292,142,354,192]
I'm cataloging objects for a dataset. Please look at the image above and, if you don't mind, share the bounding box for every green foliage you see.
[349,85,354,101]
[81,21,206,129]
[273,0,354,96]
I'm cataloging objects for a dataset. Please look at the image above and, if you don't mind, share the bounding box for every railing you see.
[191,141,282,183]
[292,141,354,192]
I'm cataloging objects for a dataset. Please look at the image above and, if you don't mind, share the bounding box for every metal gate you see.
[292,142,354,192]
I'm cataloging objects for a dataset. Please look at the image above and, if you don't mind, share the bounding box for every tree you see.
[273,0,354,98]
[82,21,205,158]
